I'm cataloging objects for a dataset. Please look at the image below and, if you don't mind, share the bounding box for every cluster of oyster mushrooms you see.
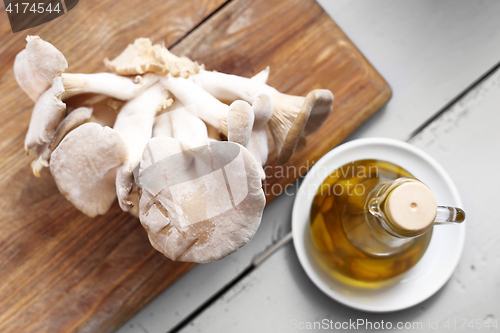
[15,36,334,263]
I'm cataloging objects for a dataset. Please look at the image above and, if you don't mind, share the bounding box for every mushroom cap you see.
[303,89,334,136]
[270,94,310,166]
[48,106,93,153]
[14,36,68,102]
[296,135,307,152]
[31,106,93,177]
[50,123,128,217]
[227,100,254,147]
[104,38,201,77]
[104,38,163,75]
[24,76,66,151]
[271,89,334,165]
[156,46,203,78]
[138,137,265,263]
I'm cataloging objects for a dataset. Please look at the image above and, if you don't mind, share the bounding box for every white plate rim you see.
[292,137,465,312]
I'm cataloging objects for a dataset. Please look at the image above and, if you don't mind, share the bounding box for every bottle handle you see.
[433,206,466,224]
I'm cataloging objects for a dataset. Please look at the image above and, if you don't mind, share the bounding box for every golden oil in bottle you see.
[309,159,433,288]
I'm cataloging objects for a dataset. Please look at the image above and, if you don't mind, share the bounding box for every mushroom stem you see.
[113,82,172,211]
[152,100,181,138]
[247,94,273,179]
[160,76,226,129]
[60,73,158,100]
[114,82,172,170]
[31,106,93,177]
[14,35,68,102]
[154,102,210,148]
[160,76,254,146]
[190,70,276,102]
[190,70,333,164]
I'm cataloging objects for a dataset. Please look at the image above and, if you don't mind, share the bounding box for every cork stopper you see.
[385,180,437,232]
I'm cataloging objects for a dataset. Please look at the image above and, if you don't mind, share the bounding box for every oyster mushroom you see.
[14,35,68,102]
[50,122,128,217]
[190,70,334,164]
[153,102,209,148]
[31,106,93,177]
[104,38,202,78]
[113,82,172,212]
[138,137,266,263]
[160,76,254,147]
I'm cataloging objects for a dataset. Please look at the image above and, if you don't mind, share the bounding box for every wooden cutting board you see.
[0,0,390,332]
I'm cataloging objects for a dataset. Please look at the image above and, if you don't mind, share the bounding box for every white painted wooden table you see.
[118,1,500,332]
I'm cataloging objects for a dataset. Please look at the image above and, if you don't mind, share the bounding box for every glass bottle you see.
[309,159,465,288]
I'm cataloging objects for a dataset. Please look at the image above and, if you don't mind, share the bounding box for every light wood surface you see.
[0,0,390,332]
[118,1,500,332]
[180,63,500,333]
[319,0,500,141]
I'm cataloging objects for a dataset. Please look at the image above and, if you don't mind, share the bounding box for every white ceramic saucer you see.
[292,138,465,312]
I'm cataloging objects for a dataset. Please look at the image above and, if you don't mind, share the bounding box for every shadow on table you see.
[286,242,447,329]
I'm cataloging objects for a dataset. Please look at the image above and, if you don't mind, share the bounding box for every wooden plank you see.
[0,1,227,333]
[176,65,500,333]
[171,0,391,203]
[0,0,390,332]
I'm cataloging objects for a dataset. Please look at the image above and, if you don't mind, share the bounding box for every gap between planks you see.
[168,0,234,50]
[406,58,500,141]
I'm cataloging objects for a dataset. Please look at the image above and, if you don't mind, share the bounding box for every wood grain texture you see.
[0,1,225,332]
[0,0,390,332]
[171,0,392,202]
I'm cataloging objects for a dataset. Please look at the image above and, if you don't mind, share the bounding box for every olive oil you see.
[309,159,432,287]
